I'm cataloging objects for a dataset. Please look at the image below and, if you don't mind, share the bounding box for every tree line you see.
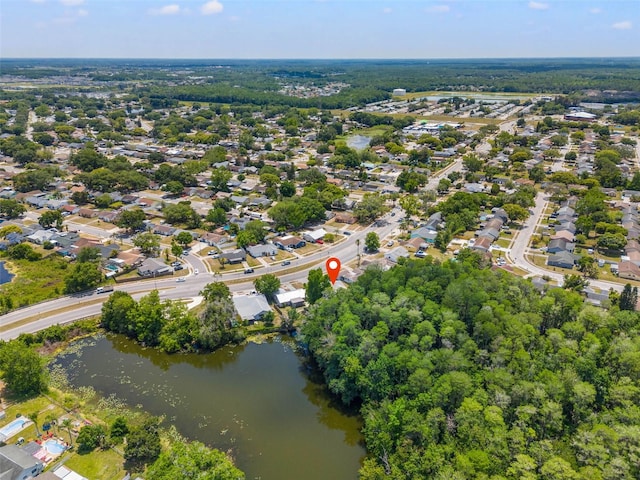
[302,255,640,479]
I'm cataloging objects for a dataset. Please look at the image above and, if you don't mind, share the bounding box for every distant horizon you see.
[2,56,640,62]
[1,1,638,59]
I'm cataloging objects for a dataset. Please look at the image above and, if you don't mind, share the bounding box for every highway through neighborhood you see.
[0,208,404,340]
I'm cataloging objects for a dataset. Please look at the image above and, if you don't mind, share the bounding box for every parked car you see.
[316,239,324,244]
[415,250,427,258]
[387,240,394,247]
[174,265,184,271]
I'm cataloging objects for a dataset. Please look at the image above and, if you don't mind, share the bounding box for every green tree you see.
[109,417,129,443]
[76,424,107,453]
[174,231,193,249]
[0,342,48,397]
[306,268,330,304]
[124,419,161,467]
[502,203,529,223]
[619,283,638,311]
[134,232,161,257]
[354,193,387,224]
[146,436,244,480]
[365,232,380,252]
[76,246,101,263]
[209,168,233,192]
[235,230,256,249]
[254,274,281,302]
[61,418,74,446]
[200,282,231,303]
[596,232,626,252]
[577,256,598,279]
[116,208,146,233]
[64,262,103,293]
[0,199,26,219]
[0,224,22,238]
[101,291,137,334]
[279,181,296,197]
[28,411,40,437]
[39,210,63,229]
[206,207,227,226]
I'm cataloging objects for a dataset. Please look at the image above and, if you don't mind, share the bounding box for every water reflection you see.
[53,334,365,480]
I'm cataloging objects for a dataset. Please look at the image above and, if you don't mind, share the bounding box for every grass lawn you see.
[296,244,321,255]
[265,250,295,264]
[245,256,262,268]
[495,238,512,249]
[64,446,126,480]
[0,255,70,309]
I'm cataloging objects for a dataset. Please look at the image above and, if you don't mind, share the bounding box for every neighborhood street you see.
[0,208,404,340]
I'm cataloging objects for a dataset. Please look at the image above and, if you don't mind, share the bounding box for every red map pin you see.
[326,257,341,284]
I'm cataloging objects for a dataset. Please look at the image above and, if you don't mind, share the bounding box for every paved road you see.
[0,209,404,340]
[508,192,624,293]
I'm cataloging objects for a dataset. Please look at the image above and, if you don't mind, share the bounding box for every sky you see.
[1,0,639,59]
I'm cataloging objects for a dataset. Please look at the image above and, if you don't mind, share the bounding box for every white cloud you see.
[77,8,88,16]
[528,1,549,10]
[60,0,85,6]
[201,0,223,15]
[612,20,632,30]
[426,5,450,13]
[30,0,47,4]
[589,7,602,14]
[383,7,392,14]
[150,4,181,16]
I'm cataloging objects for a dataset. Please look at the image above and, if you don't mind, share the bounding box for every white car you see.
[194,268,199,275]
[176,277,186,283]
[387,240,394,247]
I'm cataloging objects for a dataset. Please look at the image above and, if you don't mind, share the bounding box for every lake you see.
[52,334,365,480]
[347,135,371,151]
[0,261,13,285]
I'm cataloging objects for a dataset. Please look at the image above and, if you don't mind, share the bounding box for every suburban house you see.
[0,444,44,480]
[471,236,493,252]
[220,249,246,264]
[26,229,57,245]
[246,244,278,258]
[77,208,98,218]
[334,212,357,224]
[274,289,306,308]
[303,229,327,244]
[274,236,306,250]
[232,294,271,323]
[385,246,410,263]
[411,227,437,244]
[547,251,576,269]
[153,224,177,236]
[618,261,640,281]
[137,258,172,276]
[200,232,226,247]
[547,238,576,254]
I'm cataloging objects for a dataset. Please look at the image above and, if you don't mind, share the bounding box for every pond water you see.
[0,261,14,285]
[347,135,372,151]
[52,334,365,480]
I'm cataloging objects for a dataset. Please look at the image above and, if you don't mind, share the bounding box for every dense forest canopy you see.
[2,58,640,103]
[302,255,640,479]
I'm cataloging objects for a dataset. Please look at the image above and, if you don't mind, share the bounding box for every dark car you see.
[281,261,291,266]
[174,265,184,271]
[244,268,254,274]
